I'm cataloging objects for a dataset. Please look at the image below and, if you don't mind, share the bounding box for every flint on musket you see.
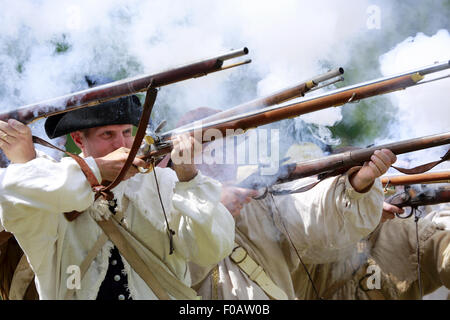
[0,47,250,125]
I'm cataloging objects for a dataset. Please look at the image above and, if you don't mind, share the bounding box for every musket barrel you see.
[417,60,450,75]
[237,132,450,189]
[162,74,418,139]
[157,60,450,140]
[311,67,344,84]
[173,67,346,131]
[144,61,450,166]
[381,171,450,186]
[216,47,249,61]
[294,132,450,178]
[0,48,250,124]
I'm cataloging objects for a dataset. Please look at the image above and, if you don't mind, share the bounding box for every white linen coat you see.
[0,155,235,300]
[190,170,385,299]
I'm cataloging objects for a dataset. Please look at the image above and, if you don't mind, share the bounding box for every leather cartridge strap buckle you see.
[229,243,288,300]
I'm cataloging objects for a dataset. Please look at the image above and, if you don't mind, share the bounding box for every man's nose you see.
[112,134,127,149]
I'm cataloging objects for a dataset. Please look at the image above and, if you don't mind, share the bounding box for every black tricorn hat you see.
[44,75,143,139]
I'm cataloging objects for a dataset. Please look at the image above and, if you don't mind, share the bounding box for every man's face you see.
[74,124,134,158]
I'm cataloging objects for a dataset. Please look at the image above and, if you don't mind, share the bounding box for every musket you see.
[0,48,251,124]
[174,67,345,129]
[382,171,450,187]
[237,131,450,191]
[142,60,450,161]
[386,184,450,211]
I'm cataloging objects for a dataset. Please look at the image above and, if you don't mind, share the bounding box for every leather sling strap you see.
[63,232,109,300]
[8,253,35,300]
[392,148,450,175]
[99,86,157,193]
[229,242,288,300]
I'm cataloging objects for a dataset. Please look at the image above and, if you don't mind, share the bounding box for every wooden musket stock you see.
[237,131,450,190]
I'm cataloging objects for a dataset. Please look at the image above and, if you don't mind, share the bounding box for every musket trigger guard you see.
[396,206,414,219]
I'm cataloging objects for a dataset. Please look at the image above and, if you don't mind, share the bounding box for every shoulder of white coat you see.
[35,149,58,162]
[154,166,178,183]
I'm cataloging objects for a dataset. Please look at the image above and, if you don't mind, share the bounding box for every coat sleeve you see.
[270,168,384,263]
[170,171,235,267]
[0,156,100,270]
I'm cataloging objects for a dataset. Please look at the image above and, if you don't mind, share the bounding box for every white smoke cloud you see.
[0,0,372,122]
[379,29,450,170]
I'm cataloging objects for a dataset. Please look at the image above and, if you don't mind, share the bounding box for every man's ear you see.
[70,131,84,149]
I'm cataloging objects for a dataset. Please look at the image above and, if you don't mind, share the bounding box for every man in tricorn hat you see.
[0,78,235,300]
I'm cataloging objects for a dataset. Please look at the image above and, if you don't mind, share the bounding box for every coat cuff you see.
[83,156,102,185]
[174,170,222,201]
[343,166,380,200]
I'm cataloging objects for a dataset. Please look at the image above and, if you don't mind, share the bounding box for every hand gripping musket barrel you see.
[174,67,345,130]
[140,59,450,163]
[0,48,250,124]
[236,131,450,193]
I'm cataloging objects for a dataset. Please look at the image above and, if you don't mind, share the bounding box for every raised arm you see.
[269,149,397,264]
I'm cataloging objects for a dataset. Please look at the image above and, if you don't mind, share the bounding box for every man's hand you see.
[381,202,404,223]
[349,149,397,193]
[94,147,149,182]
[171,133,199,182]
[0,119,36,163]
[221,186,259,219]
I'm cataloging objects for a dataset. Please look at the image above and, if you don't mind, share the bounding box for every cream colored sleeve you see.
[171,171,235,267]
[0,156,100,270]
[270,169,384,263]
[369,216,450,297]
